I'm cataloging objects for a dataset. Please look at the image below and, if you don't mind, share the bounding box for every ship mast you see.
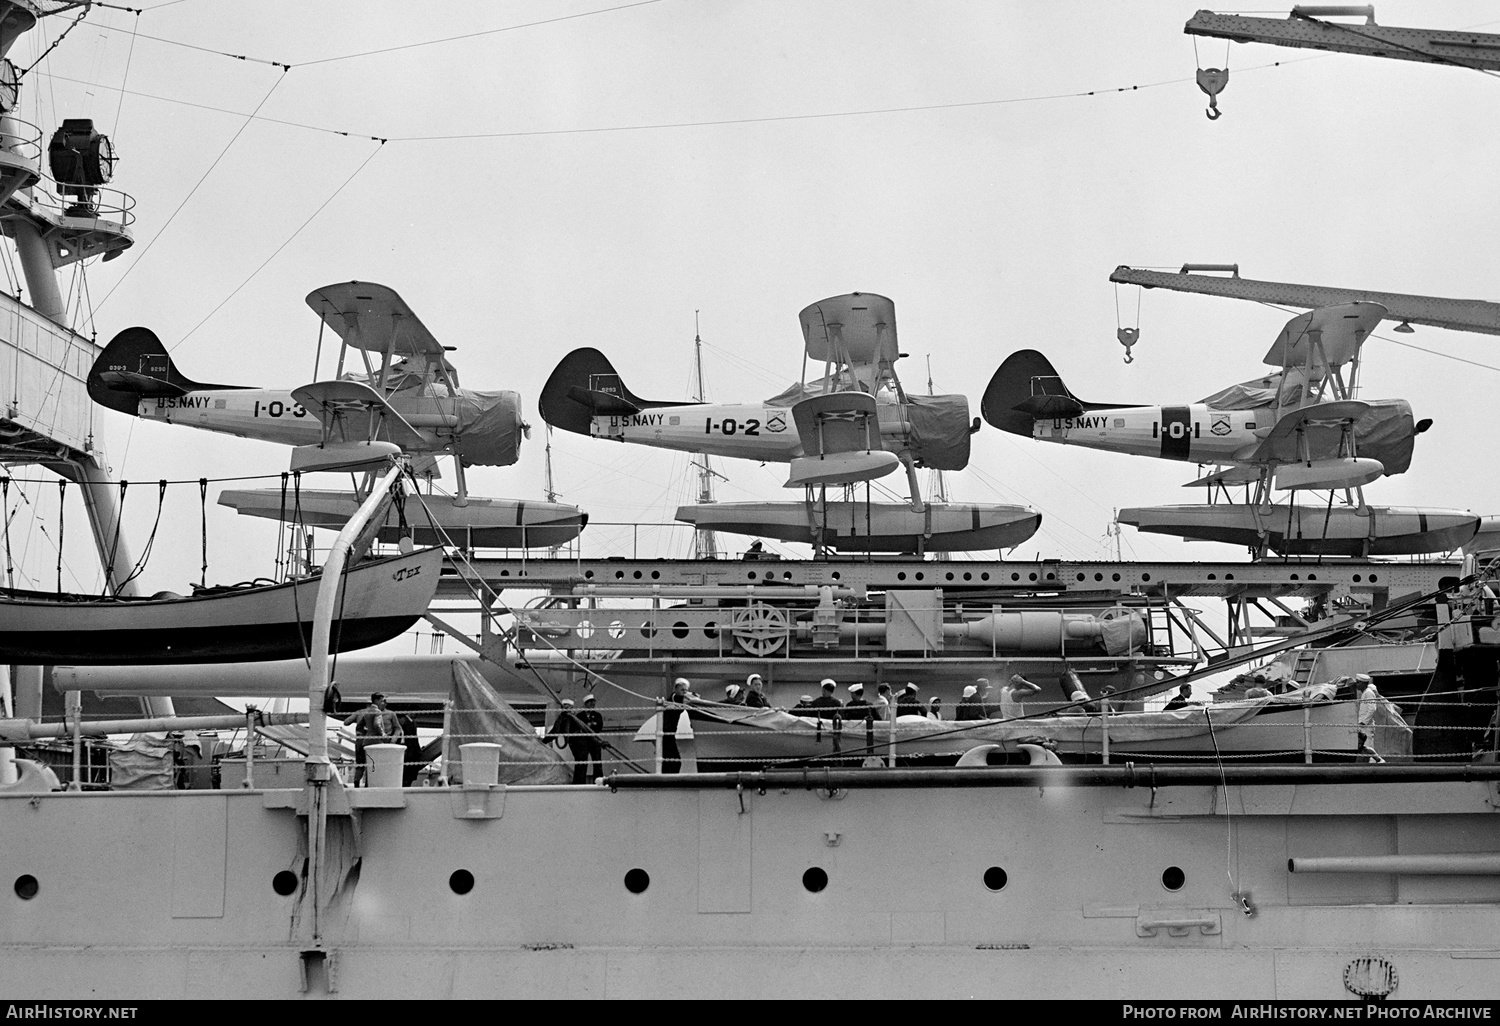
[690,311,720,559]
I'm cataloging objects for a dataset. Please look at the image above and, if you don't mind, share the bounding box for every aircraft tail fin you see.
[539,347,679,436]
[982,350,1123,436]
[87,327,247,416]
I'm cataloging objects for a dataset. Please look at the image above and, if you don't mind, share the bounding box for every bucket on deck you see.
[365,743,406,789]
[460,742,502,785]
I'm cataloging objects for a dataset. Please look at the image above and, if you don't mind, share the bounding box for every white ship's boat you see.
[0,546,442,664]
[219,487,588,549]
[675,500,1041,552]
[1118,504,1480,556]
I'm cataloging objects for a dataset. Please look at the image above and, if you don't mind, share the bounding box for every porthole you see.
[981,573,990,581]
[500,569,510,577]
[945,572,954,581]
[802,867,829,893]
[1369,574,1378,583]
[747,571,757,580]
[624,868,650,894]
[576,620,595,640]
[704,621,720,640]
[1161,866,1185,891]
[831,572,841,580]
[897,572,907,581]
[672,621,690,639]
[651,571,661,580]
[607,621,625,640]
[1076,573,1085,582]
[633,570,642,580]
[1225,573,1235,580]
[271,870,298,896]
[983,866,1008,891]
[449,869,475,895]
[584,570,595,579]
[1011,573,1020,581]
[963,572,972,581]
[1112,573,1121,582]
[915,572,924,581]
[1353,574,1362,583]
[640,620,656,639]
[615,570,625,579]
[14,875,37,900]
[1141,572,1151,582]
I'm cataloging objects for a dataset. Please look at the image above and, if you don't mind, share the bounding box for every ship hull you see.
[1,776,1497,999]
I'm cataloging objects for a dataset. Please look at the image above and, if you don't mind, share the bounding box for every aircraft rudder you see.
[982,349,1067,436]
[86,326,176,416]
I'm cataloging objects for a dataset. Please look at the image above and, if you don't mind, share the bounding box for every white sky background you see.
[7,0,1500,594]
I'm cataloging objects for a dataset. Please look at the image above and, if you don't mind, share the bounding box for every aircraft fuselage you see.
[138,388,448,450]
[590,400,913,463]
[1035,403,1261,463]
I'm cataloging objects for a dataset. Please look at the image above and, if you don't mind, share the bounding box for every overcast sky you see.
[8,0,1500,593]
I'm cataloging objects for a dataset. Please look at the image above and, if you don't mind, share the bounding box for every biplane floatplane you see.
[540,292,1040,554]
[87,281,587,548]
[983,292,1478,557]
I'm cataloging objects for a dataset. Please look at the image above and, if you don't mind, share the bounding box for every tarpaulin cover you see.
[906,393,971,470]
[1099,613,1147,656]
[1200,377,1279,410]
[451,389,525,468]
[1351,399,1417,476]
[108,733,175,790]
[763,379,836,407]
[443,660,569,785]
[1360,689,1414,761]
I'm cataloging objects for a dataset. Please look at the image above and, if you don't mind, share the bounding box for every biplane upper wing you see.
[799,294,898,391]
[291,379,430,449]
[305,281,450,362]
[1262,302,1386,370]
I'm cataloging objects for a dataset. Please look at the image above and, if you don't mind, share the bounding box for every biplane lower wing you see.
[292,379,431,450]
[785,391,900,488]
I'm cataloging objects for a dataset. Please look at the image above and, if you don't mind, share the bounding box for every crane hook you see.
[1197,66,1229,120]
[1117,326,1139,365]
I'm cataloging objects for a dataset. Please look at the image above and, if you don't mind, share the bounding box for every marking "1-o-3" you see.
[253,400,307,418]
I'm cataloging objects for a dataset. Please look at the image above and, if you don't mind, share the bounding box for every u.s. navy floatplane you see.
[983,266,1500,558]
[87,281,587,548]
[540,292,1040,554]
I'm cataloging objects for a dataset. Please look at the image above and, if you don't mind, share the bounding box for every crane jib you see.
[1157,406,1194,460]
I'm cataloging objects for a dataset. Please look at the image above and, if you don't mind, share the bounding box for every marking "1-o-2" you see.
[705,417,759,436]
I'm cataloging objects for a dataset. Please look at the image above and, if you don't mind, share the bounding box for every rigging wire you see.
[169,139,384,352]
[95,68,290,312]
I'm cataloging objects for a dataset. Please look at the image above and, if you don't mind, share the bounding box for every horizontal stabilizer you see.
[87,327,249,416]
[540,348,680,436]
[566,384,639,416]
[1013,393,1085,421]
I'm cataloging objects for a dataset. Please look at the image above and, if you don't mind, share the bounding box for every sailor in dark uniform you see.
[576,694,606,782]
[895,682,923,718]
